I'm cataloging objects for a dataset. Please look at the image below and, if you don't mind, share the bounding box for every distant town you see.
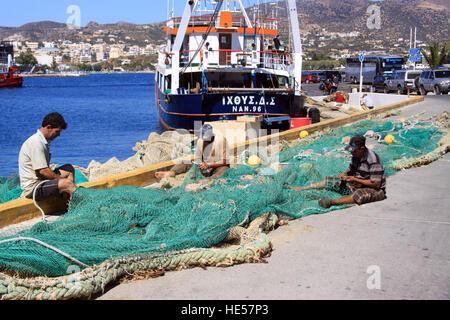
[2,25,434,74]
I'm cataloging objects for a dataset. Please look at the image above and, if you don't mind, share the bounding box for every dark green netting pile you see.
[0,118,445,276]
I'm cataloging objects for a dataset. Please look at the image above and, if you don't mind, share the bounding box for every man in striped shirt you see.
[290,134,386,208]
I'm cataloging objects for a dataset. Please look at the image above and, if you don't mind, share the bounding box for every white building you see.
[34,54,53,66]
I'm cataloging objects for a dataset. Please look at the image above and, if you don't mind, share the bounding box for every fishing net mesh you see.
[0,116,446,277]
[0,168,88,204]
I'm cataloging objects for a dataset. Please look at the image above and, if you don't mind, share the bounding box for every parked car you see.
[371,75,391,93]
[383,69,423,94]
[324,70,342,82]
[418,69,450,95]
[301,72,319,83]
[309,71,325,82]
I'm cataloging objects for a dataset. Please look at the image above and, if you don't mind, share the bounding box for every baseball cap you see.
[201,124,214,140]
[345,135,366,153]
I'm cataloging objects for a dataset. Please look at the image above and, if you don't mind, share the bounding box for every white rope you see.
[32,180,50,223]
[0,237,89,268]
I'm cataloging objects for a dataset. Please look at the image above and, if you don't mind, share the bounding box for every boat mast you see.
[236,0,253,28]
[286,0,302,95]
[171,0,200,92]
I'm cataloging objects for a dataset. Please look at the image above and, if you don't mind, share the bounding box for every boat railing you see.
[202,49,291,70]
[158,47,292,71]
[255,17,278,30]
[170,15,278,30]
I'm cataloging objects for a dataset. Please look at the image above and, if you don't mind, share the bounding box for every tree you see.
[15,51,38,66]
[422,42,450,69]
[51,57,59,72]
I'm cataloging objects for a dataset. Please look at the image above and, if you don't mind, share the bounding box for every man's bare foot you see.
[288,185,309,191]
[155,171,175,180]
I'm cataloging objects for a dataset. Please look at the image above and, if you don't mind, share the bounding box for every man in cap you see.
[155,124,230,181]
[289,134,386,208]
[360,93,374,110]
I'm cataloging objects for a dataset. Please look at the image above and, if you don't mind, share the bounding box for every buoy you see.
[247,155,261,167]
[400,117,406,123]
[384,134,396,144]
[299,130,309,139]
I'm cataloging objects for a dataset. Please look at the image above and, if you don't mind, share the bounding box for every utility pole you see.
[414,27,417,70]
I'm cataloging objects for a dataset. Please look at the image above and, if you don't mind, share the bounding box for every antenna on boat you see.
[286,0,303,95]
[181,0,223,74]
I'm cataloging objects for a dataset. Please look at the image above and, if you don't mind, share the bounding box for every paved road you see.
[99,95,449,301]
[302,82,450,97]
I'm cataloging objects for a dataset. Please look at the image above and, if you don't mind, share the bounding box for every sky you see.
[1,0,291,27]
[1,0,191,27]
[2,0,385,28]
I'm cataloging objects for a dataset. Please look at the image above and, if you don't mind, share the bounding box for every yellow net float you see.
[247,154,261,167]
[384,134,396,144]
[299,130,309,139]
[399,117,406,123]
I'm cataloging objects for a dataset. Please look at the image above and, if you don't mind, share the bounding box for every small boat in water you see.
[0,67,23,88]
[0,42,23,88]
[155,0,305,131]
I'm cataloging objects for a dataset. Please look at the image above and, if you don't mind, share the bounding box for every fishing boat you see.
[0,67,23,88]
[155,0,305,131]
[0,42,23,88]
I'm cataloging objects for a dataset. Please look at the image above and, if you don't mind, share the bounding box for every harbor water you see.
[0,73,162,177]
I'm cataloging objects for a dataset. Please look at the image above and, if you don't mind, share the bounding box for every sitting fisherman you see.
[18,112,76,201]
[155,124,230,181]
[289,134,386,208]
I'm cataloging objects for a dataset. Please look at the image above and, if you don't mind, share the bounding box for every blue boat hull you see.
[156,87,293,131]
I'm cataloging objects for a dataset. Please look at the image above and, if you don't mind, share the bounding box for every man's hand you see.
[338,173,348,180]
[199,162,209,171]
[342,175,356,183]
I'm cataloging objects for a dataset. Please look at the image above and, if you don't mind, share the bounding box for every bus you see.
[345,55,404,84]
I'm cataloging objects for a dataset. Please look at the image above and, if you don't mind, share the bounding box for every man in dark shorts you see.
[290,134,386,208]
[18,112,76,201]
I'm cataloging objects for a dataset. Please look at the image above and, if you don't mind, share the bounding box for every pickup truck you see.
[383,70,422,94]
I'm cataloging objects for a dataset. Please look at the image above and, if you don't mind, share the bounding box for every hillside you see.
[273,0,449,42]
[0,20,166,46]
[1,0,448,48]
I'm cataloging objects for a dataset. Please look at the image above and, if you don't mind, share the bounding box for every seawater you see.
[0,73,162,177]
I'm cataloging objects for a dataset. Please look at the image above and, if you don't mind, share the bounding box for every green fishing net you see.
[0,118,445,277]
[0,168,88,204]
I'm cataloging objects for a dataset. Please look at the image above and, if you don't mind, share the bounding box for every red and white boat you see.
[0,67,23,88]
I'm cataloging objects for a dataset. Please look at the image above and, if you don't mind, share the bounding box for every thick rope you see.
[0,214,277,300]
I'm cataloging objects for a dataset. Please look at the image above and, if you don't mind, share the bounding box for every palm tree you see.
[422,42,450,69]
